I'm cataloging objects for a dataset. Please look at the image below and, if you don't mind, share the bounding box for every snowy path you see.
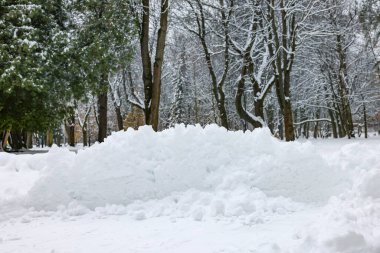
[0,208,319,253]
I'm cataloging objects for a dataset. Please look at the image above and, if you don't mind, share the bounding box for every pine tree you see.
[169,51,192,127]
[0,0,70,133]
[72,0,136,142]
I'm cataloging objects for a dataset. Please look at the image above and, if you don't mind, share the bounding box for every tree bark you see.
[97,73,108,142]
[150,0,169,131]
[190,0,230,129]
[82,120,88,146]
[363,102,368,138]
[26,132,33,149]
[66,113,75,147]
[235,53,262,128]
[336,34,354,138]
[266,0,296,141]
[1,129,11,150]
[283,101,295,141]
[140,0,153,124]
[328,109,338,138]
[46,129,53,147]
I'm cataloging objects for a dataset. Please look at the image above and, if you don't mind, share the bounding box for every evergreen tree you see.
[72,0,136,142]
[169,51,191,126]
[0,0,71,133]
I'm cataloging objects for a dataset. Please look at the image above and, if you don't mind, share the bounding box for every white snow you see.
[0,124,379,253]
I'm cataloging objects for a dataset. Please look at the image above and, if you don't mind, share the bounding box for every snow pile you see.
[0,152,48,201]
[24,125,348,217]
[1,125,380,252]
[295,168,380,253]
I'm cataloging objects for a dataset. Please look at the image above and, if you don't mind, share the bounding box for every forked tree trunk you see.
[140,0,169,131]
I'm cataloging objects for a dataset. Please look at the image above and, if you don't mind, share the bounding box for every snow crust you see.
[1,124,380,252]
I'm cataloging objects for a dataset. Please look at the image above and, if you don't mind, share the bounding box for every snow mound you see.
[26,125,348,213]
[296,168,380,253]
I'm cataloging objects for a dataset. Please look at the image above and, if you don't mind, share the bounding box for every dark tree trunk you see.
[283,101,295,141]
[97,94,108,142]
[266,0,296,141]
[336,34,354,138]
[266,104,275,134]
[26,132,33,149]
[140,0,153,125]
[11,131,25,150]
[82,121,88,146]
[115,107,124,131]
[328,109,338,138]
[150,0,169,131]
[46,129,53,147]
[363,103,368,138]
[109,82,124,131]
[192,0,230,130]
[67,114,75,147]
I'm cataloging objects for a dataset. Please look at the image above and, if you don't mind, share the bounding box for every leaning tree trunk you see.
[235,54,262,128]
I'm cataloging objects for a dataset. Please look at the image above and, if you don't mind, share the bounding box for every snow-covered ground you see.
[0,125,379,253]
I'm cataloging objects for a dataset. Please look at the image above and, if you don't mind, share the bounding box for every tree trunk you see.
[283,101,295,141]
[139,0,169,131]
[11,131,24,150]
[83,121,88,146]
[363,103,368,138]
[26,132,33,149]
[115,106,124,131]
[97,91,108,142]
[67,114,75,147]
[46,129,53,147]
[193,0,229,129]
[218,87,229,129]
[328,109,338,138]
[2,129,11,150]
[235,71,262,128]
[140,0,153,125]
[150,0,169,131]
[97,74,108,142]
[336,34,354,138]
